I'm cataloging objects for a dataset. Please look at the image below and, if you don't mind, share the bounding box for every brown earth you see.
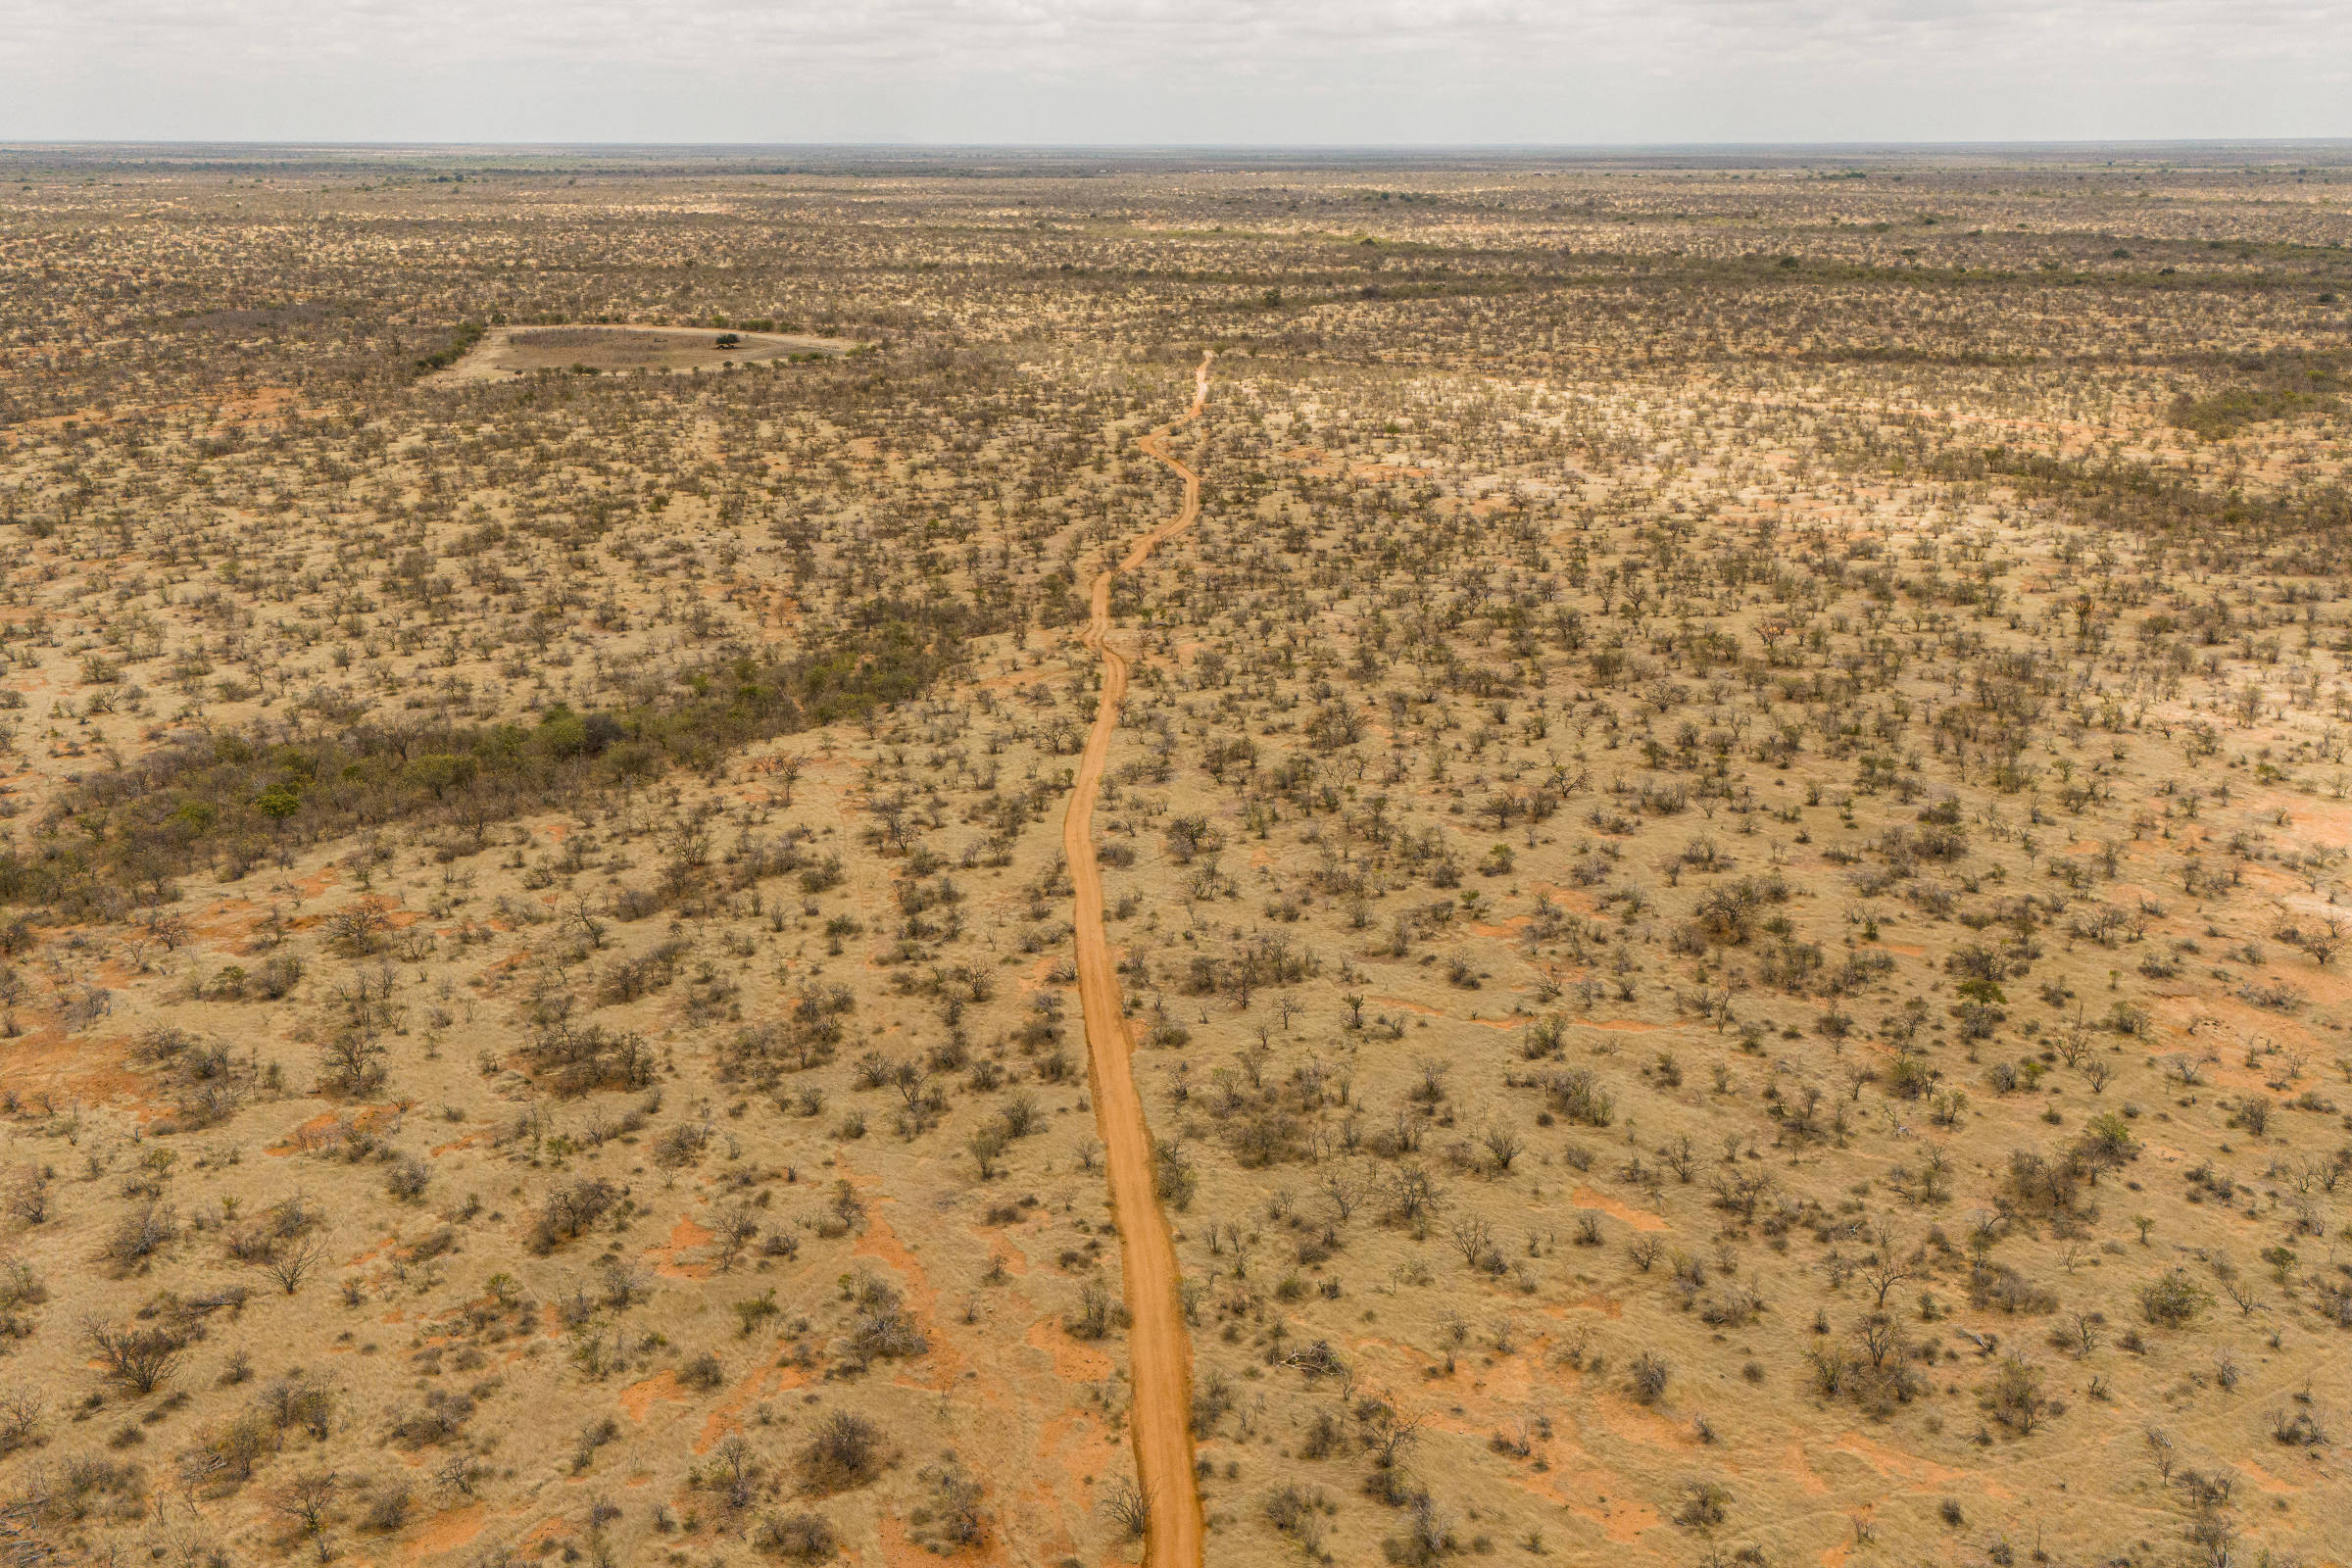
[1,146,2349,1568]
[1065,351,1214,1567]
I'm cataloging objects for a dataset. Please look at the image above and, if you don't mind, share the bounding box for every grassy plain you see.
[0,143,2349,1568]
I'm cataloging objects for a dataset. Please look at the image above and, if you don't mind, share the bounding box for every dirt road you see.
[1063,351,1212,1567]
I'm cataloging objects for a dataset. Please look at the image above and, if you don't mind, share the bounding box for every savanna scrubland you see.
[1,143,2350,1568]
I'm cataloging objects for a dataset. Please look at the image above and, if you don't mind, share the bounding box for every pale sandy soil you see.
[428,324,858,383]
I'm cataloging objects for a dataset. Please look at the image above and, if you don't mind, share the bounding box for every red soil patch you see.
[270,1102,401,1155]
[1025,1314,1116,1383]
[4,1025,137,1101]
[618,1369,690,1422]
[404,1502,487,1560]
[641,1215,715,1279]
[1470,916,1534,938]
[1570,1186,1668,1232]
[691,1360,805,1455]
[1591,1391,1701,1450]
[2234,1457,2306,1494]
[845,1165,968,1390]
[1832,1430,1965,1485]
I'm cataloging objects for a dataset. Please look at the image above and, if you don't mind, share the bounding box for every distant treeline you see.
[1919,446,2352,568]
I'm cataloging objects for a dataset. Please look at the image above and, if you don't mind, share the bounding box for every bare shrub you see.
[797,1411,883,1494]
[87,1319,187,1394]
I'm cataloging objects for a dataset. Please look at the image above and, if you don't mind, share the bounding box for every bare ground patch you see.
[428,323,859,382]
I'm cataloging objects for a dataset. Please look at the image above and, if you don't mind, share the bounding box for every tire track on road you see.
[1063,350,1211,1567]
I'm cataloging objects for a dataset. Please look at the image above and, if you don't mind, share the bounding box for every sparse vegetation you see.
[1,143,2347,1568]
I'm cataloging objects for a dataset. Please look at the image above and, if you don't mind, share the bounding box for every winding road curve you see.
[1063,351,1212,1568]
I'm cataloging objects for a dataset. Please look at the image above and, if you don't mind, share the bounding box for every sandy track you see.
[1063,351,1212,1567]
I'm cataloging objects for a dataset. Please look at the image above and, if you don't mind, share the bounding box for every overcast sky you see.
[3,0,2347,145]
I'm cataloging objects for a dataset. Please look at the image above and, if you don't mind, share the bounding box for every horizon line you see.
[6,136,2352,154]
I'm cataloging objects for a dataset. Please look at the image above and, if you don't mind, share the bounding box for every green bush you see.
[9,599,990,914]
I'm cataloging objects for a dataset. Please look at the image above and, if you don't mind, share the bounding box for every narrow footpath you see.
[1062,350,1212,1567]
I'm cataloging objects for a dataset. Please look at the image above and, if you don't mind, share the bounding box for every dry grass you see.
[0,142,2348,1568]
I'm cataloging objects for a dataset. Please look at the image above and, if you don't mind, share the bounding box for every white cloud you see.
[0,0,2345,141]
